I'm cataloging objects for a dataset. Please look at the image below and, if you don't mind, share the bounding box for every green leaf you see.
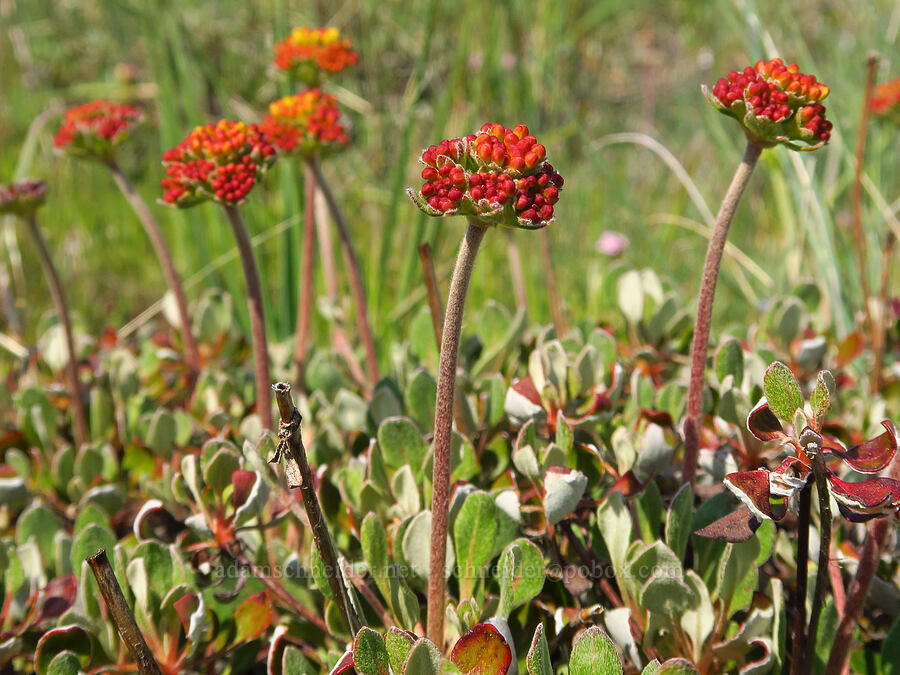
[388,575,420,630]
[679,570,714,661]
[353,627,390,675]
[403,510,454,580]
[762,362,804,425]
[34,625,92,675]
[882,615,900,675]
[402,637,443,674]
[70,524,116,583]
[233,591,272,643]
[46,651,82,675]
[369,385,404,428]
[666,483,694,561]
[391,465,421,518]
[597,492,633,604]
[656,659,700,674]
[497,538,545,618]
[406,369,437,431]
[717,537,760,615]
[636,480,664,543]
[282,646,317,674]
[361,513,390,595]
[202,447,240,495]
[810,370,834,420]
[386,627,417,674]
[641,661,661,675]
[543,467,587,525]
[378,417,429,476]
[454,491,499,598]
[526,623,552,675]
[715,338,744,386]
[569,626,623,675]
[15,503,62,574]
[309,546,333,600]
[617,269,644,325]
[641,572,695,617]
[556,412,573,454]
[145,408,176,457]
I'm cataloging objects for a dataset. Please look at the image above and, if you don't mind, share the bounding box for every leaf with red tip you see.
[174,593,200,635]
[331,650,355,674]
[723,470,788,521]
[828,474,900,522]
[451,623,513,675]
[34,624,92,674]
[694,505,762,542]
[233,591,272,643]
[746,398,787,443]
[232,469,258,507]
[826,421,897,474]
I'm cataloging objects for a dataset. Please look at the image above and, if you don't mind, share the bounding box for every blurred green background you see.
[1,0,898,361]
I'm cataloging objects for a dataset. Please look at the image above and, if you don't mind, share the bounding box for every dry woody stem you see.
[682,140,763,485]
[309,158,379,387]
[108,162,200,377]
[294,164,317,387]
[87,548,163,675]
[25,214,88,447]
[427,219,488,645]
[271,382,361,635]
[224,205,272,430]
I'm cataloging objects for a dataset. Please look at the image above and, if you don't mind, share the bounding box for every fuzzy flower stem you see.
[427,218,488,645]
[804,453,833,674]
[825,457,900,674]
[24,214,88,447]
[308,158,379,387]
[108,162,200,377]
[790,483,812,675]
[224,205,272,430]
[682,140,763,484]
[293,164,317,388]
[87,549,162,675]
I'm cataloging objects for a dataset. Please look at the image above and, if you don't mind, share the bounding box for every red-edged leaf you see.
[826,421,897,474]
[640,408,674,428]
[694,505,762,542]
[267,625,290,675]
[232,470,258,508]
[34,574,77,624]
[233,591,273,642]
[34,624,93,673]
[828,474,900,522]
[174,593,200,635]
[511,376,543,407]
[746,398,787,443]
[451,622,513,675]
[724,470,789,521]
[608,470,644,497]
[331,650,355,674]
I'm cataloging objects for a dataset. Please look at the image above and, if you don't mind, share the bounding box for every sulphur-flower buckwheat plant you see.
[53,100,144,163]
[407,122,563,646]
[273,27,359,86]
[162,119,278,429]
[704,57,833,150]
[261,90,350,158]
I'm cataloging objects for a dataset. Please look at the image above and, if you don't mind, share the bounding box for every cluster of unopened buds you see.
[261,90,349,158]
[704,58,833,150]
[0,179,48,217]
[408,123,563,229]
[160,120,276,207]
[273,27,359,85]
[871,76,900,123]
[53,100,144,161]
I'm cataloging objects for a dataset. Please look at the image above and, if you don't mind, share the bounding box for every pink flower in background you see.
[595,230,629,256]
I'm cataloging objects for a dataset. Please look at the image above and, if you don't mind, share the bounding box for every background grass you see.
[1,0,899,367]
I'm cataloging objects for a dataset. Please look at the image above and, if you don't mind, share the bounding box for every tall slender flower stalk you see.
[1,180,88,447]
[683,58,834,485]
[408,123,564,644]
[160,119,277,429]
[54,101,200,378]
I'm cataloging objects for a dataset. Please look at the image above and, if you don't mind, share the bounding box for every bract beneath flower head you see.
[160,120,277,208]
[54,100,144,162]
[261,90,350,159]
[0,179,48,218]
[407,123,564,230]
[704,58,833,151]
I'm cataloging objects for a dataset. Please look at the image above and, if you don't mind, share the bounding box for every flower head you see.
[273,27,359,85]
[407,123,563,230]
[0,179,48,218]
[704,58,833,150]
[871,76,900,124]
[160,120,276,208]
[54,100,144,162]
[260,89,350,158]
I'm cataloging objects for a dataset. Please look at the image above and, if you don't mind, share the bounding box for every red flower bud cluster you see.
[0,179,48,217]
[54,100,144,161]
[160,120,276,208]
[705,58,833,149]
[409,123,563,229]
[871,76,900,122]
[273,27,359,85]
[261,90,350,158]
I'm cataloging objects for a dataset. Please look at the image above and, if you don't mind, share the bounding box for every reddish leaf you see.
[232,470,258,508]
[331,650,355,674]
[694,505,762,542]
[836,331,864,367]
[825,421,897,474]
[511,376,543,407]
[233,591,272,643]
[35,575,78,624]
[174,593,200,635]
[724,470,788,521]
[828,474,900,522]
[640,408,673,428]
[746,398,787,443]
[451,623,513,675]
[608,470,644,497]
